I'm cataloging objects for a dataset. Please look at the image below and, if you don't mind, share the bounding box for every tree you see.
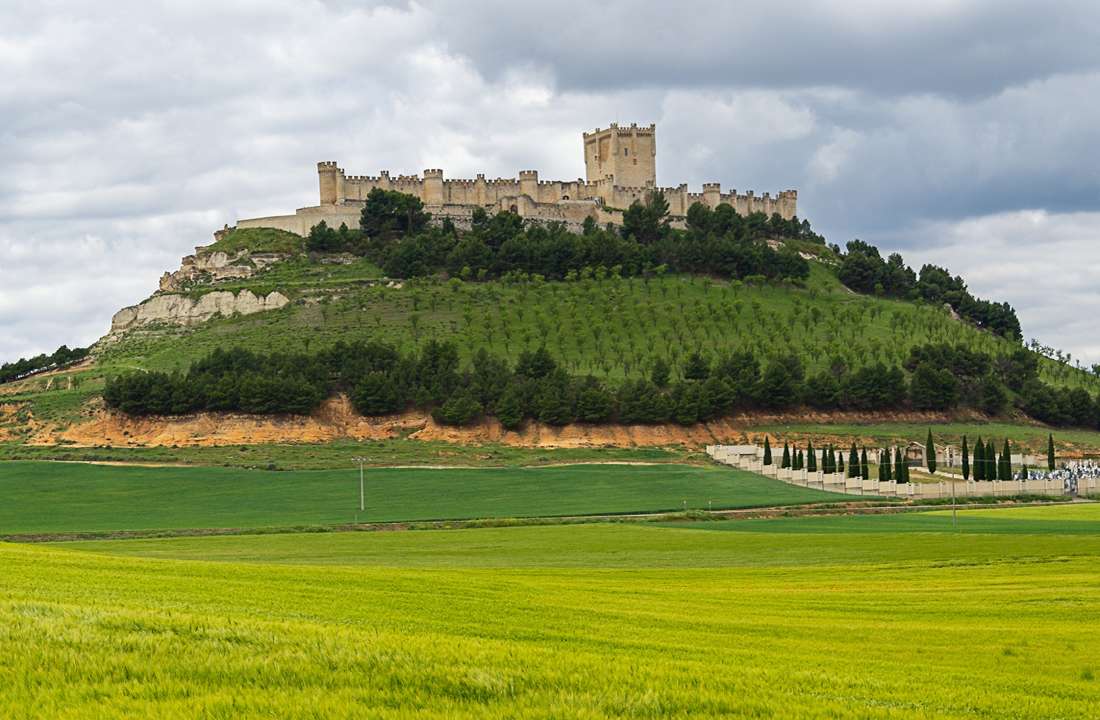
[925,428,937,474]
[961,435,970,481]
[352,371,403,415]
[496,384,526,430]
[1000,439,1012,481]
[683,352,710,381]
[837,450,844,476]
[432,390,482,426]
[795,449,804,471]
[847,443,860,478]
[860,448,870,480]
[806,441,817,472]
[621,190,670,245]
[974,437,985,481]
[360,188,430,243]
[895,447,907,483]
[1047,433,1056,472]
[781,442,791,469]
[763,436,773,466]
[651,358,671,388]
[880,448,892,482]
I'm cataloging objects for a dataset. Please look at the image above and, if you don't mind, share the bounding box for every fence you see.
[705,444,1094,499]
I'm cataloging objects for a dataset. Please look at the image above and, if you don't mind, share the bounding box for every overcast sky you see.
[2,0,1099,365]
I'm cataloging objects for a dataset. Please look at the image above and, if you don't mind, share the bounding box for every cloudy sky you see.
[2,0,1099,365]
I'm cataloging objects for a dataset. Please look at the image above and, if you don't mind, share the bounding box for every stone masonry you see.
[235,123,798,236]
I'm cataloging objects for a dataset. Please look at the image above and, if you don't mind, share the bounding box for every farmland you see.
[3,503,1098,717]
[0,461,831,535]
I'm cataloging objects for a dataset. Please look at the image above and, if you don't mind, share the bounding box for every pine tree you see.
[860,448,870,480]
[974,437,985,481]
[763,436,772,466]
[1047,433,1056,472]
[807,441,817,472]
[848,443,859,478]
[781,441,790,469]
[961,435,970,481]
[926,428,937,474]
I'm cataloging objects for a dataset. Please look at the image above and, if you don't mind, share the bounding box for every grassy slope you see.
[97,261,1097,388]
[6,506,1099,717]
[0,462,831,534]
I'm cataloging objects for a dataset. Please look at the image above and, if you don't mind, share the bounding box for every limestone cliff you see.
[110,290,290,333]
[159,247,283,292]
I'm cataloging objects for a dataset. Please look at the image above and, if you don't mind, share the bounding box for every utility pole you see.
[353,456,369,514]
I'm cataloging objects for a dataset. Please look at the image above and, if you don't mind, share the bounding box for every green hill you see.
[3,212,1100,442]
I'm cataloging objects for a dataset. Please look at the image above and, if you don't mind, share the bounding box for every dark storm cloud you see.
[2,0,1099,365]
[429,0,1100,98]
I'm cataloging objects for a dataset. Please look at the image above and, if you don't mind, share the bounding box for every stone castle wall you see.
[238,123,797,237]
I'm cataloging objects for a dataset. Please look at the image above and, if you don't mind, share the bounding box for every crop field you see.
[0,461,831,535]
[3,503,1098,717]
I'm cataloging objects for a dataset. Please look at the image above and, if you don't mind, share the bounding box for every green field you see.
[5,503,1099,717]
[0,461,831,535]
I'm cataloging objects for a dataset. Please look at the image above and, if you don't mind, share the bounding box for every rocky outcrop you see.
[159,248,283,292]
[110,290,290,333]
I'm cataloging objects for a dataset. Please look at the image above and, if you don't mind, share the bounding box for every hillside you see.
[3,209,1100,453]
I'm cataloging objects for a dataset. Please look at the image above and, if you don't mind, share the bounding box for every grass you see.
[4,504,1099,717]
[0,461,832,534]
[0,439,696,470]
[95,264,1099,391]
[205,226,305,255]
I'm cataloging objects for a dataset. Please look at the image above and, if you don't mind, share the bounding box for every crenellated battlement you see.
[244,122,797,235]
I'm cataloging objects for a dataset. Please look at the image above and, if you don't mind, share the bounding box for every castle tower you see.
[423,169,444,205]
[518,170,539,199]
[702,182,721,209]
[318,162,345,205]
[583,123,656,188]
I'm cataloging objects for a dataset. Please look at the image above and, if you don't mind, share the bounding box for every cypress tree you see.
[1001,438,1012,481]
[880,449,891,482]
[797,449,805,471]
[961,435,970,481]
[926,428,937,474]
[763,436,772,466]
[974,437,985,481]
[807,441,817,472]
[1047,433,1056,472]
[861,448,870,480]
[989,441,999,481]
[781,441,790,469]
[894,446,907,483]
[847,443,859,478]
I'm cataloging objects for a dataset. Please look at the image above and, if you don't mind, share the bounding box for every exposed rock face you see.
[110,290,290,333]
[159,248,283,292]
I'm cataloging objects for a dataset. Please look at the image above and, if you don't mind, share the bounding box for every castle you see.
[236,123,797,235]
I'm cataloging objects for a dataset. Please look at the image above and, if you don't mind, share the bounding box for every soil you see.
[27,395,999,450]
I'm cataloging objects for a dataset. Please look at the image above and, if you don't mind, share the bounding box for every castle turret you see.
[702,182,721,209]
[423,168,444,205]
[318,161,345,205]
[519,170,538,199]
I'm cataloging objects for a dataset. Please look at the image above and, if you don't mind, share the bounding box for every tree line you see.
[1,345,89,384]
[305,188,814,284]
[837,239,1022,340]
[104,341,1100,430]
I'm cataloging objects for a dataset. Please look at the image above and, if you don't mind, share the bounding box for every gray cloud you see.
[2,0,1099,366]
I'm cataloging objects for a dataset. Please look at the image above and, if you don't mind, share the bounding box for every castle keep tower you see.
[583,123,656,188]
